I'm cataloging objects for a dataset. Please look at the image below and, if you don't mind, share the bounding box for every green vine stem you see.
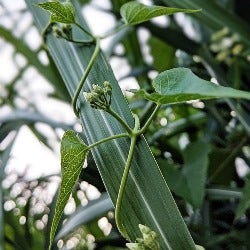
[72,37,100,116]
[87,133,129,150]
[115,114,140,239]
[99,23,128,39]
[138,103,161,135]
[62,37,94,45]
[106,107,133,135]
[41,22,54,48]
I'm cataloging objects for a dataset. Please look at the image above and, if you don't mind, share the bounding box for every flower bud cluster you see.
[84,81,112,111]
[126,224,160,250]
[52,24,72,40]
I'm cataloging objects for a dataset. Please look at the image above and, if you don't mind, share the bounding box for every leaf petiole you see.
[106,107,133,135]
[138,103,161,135]
[99,23,129,39]
[61,37,94,45]
[87,133,129,150]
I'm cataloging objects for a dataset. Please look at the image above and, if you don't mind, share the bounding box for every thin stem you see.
[72,37,100,116]
[206,188,242,199]
[138,103,161,135]
[99,23,128,39]
[74,22,95,39]
[87,133,129,150]
[115,114,140,239]
[106,107,133,135]
[208,137,247,183]
[115,134,137,239]
[140,101,156,125]
[63,37,94,45]
[41,21,54,48]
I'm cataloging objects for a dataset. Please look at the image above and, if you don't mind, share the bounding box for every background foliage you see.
[1,0,250,249]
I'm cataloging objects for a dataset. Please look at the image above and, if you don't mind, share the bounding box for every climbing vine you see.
[37,1,250,249]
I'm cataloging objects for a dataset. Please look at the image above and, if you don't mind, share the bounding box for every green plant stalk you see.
[206,188,242,199]
[115,114,140,240]
[208,137,247,182]
[62,37,93,44]
[138,103,161,135]
[99,23,128,39]
[87,133,129,150]
[106,107,133,135]
[72,37,100,116]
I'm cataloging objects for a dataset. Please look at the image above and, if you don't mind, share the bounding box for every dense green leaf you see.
[182,141,211,208]
[50,130,89,248]
[236,175,250,219]
[208,147,236,185]
[37,1,75,23]
[134,68,250,104]
[120,2,200,25]
[148,36,176,72]
[161,141,211,208]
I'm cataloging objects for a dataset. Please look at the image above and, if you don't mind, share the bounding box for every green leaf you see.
[134,68,250,104]
[182,141,211,208]
[161,141,211,208]
[37,1,75,23]
[236,175,250,219]
[120,2,200,25]
[148,36,176,72]
[50,130,89,248]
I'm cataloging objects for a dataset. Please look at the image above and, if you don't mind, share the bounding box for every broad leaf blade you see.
[182,141,211,208]
[37,1,75,23]
[161,141,211,208]
[236,175,250,220]
[135,68,250,104]
[50,130,89,248]
[148,36,176,72]
[120,2,200,25]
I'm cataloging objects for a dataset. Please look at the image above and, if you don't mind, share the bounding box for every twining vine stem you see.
[72,37,100,116]
[87,133,129,150]
[115,114,140,239]
[138,103,161,135]
[42,15,162,242]
[106,107,133,135]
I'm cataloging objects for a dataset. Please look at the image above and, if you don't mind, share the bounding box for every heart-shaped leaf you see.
[120,2,200,25]
[50,130,89,249]
[134,68,250,104]
[37,1,75,23]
